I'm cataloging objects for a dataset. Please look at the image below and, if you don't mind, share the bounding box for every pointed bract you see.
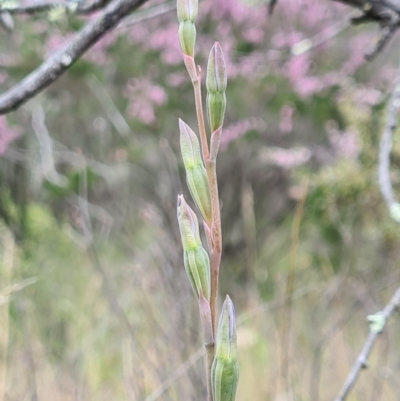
[177,0,198,23]
[177,194,201,251]
[206,43,227,94]
[179,120,212,223]
[179,119,202,168]
[177,195,211,300]
[211,295,239,401]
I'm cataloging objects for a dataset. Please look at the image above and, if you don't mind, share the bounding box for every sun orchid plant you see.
[176,0,239,400]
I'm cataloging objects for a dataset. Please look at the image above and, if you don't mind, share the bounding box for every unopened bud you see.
[177,195,211,300]
[178,21,196,57]
[177,0,198,23]
[177,194,201,251]
[211,295,239,401]
[179,119,211,223]
[206,43,227,131]
[206,42,227,94]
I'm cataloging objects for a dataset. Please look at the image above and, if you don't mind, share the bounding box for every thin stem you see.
[186,54,222,333]
[184,53,217,401]
[334,285,400,401]
[206,159,222,334]
[378,53,400,214]
[206,344,214,401]
[193,66,223,401]
[183,55,209,163]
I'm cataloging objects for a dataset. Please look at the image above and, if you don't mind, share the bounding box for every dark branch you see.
[0,0,111,15]
[0,0,149,115]
[333,0,400,19]
[333,0,400,58]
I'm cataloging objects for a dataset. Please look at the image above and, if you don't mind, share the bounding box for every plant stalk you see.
[186,55,223,401]
[206,343,214,401]
[206,159,222,333]
[183,55,209,163]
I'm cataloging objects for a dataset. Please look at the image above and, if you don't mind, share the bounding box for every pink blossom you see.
[285,54,310,83]
[272,32,304,49]
[326,120,361,160]
[342,35,373,75]
[261,147,312,169]
[84,33,118,66]
[124,78,167,125]
[166,72,186,87]
[352,87,382,107]
[220,118,267,150]
[44,33,74,57]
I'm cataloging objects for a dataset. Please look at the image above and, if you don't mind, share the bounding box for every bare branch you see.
[333,0,400,58]
[333,49,400,401]
[1,0,110,15]
[0,0,149,115]
[334,285,400,401]
[378,53,400,223]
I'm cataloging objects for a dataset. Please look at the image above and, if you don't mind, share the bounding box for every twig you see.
[0,0,110,15]
[334,51,400,401]
[290,19,350,56]
[378,53,400,222]
[118,0,176,29]
[0,0,149,115]
[331,0,400,59]
[86,74,132,138]
[334,285,400,401]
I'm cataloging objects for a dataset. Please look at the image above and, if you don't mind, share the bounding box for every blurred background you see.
[1,0,400,400]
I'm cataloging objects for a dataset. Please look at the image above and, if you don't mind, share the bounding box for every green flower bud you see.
[184,246,210,300]
[177,194,201,251]
[179,119,211,223]
[206,43,227,131]
[206,42,227,95]
[207,92,226,133]
[178,21,196,57]
[177,0,198,23]
[211,295,239,401]
[177,195,210,300]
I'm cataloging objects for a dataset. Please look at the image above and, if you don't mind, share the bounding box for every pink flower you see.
[124,78,167,125]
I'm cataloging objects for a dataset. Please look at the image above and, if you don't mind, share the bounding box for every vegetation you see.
[1,0,400,400]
